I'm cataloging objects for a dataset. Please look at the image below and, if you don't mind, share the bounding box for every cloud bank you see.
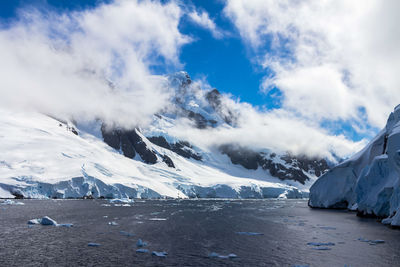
[224,0,400,129]
[167,82,366,161]
[0,0,189,127]
[0,0,374,160]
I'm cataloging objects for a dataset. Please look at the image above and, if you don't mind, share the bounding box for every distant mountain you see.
[0,72,329,199]
[309,105,400,227]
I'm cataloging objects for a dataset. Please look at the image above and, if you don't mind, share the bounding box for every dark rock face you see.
[120,134,135,159]
[101,124,120,150]
[205,89,237,126]
[148,136,202,161]
[127,130,157,164]
[147,136,171,150]
[101,125,157,164]
[220,144,329,184]
[220,145,261,170]
[161,154,175,168]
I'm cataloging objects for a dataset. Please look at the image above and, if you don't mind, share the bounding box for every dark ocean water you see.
[0,199,399,266]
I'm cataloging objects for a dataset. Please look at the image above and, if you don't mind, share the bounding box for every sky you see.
[0,0,399,159]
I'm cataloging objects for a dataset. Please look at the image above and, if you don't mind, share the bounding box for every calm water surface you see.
[0,199,399,266]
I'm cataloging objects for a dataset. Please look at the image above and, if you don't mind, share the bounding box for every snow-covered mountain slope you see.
[309,105,400,226]
[0,108,304,199]
[0,72,329,199]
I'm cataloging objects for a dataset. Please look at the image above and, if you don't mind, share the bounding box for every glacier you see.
[0,108,307,199]
[309,104,400,227]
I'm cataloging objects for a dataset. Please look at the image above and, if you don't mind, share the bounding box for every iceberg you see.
[309,105,400,227]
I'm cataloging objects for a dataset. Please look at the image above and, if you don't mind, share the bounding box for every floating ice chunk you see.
[209,252,219,258]
[28,216,58,226]
[88,243,101,247]
[136,239,147,247]
[311,247,331,250]
[40,216,58,225]
[369,240,385,245]
[209,252,237,259]
[101,204,111,207]
[148,218,167,221]
[356,237,384,245]
[57,223,74,227]
[356,238,367,242]
[1,200,24,205]
[108,221,118,226]
[236,232,264,236]
[109,198,134,204]
[136,249,149,253]
[28,219,40,225]
[27,216,72,227]
[307,242,335,246]
[152,251,167,257]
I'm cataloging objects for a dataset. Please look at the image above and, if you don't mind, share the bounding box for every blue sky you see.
[0,0,274,107]
[1,0,398,157]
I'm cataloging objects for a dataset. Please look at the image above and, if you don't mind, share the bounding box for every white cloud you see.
[224,0,400,129]
[168,90,366,161]
[0,0,190,128]
[187,9,224,39]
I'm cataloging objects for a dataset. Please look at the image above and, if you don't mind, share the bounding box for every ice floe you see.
[136,239,147,247]
[152,251,168,257]
[357,237,385,245]
[209,252,237,259]
[88,243,101,247]
[28,216,73,227]
[136,249,149,253]
[235,232,264,236]
[0,199,24,205]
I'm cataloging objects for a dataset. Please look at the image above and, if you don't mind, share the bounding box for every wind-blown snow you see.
[0,108,305,199]
[309,105,400,226]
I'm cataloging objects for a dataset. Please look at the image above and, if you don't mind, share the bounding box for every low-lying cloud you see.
[0,0,189,127]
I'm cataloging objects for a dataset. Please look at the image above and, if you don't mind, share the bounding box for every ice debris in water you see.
[1,200,24,205]
[108,221,118,226]
[152,251,168,257]
[88,243,101,247]
[136,239,147,247]
[307,242,335,246]
[209,252,237,259]
[236,232,264,236]
[28,216,72,227]
[136,249,149,253]
[357,237,385,245]
[109,198,134,204]
[58,223,74,227]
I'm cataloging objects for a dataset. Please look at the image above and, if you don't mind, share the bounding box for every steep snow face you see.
[0,108,306,199]
[309,105,400,226]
